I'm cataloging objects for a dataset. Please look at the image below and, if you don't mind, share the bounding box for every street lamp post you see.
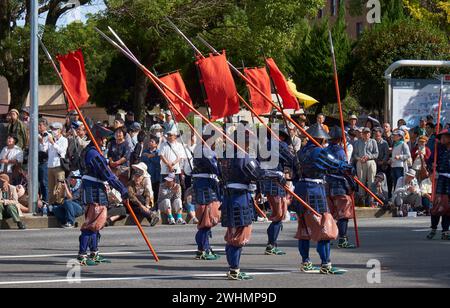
[28,0,39,214]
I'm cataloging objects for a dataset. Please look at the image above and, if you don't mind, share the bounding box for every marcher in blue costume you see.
[427,129,450,240]
[259,127,295,255]
[192,126,222,261]
[293,124,354,275]
[326,127,356,249]
[77,125,129,266]
[219,132,285,280]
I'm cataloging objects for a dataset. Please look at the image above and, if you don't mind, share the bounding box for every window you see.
[356,22,364,38]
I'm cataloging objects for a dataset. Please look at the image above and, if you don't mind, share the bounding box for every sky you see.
[17,0,106,27]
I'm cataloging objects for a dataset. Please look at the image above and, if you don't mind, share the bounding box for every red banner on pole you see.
[160,72,193,122]
[56,49,90,111]
[266,58,299,110]
[196,52,240,120]
[244,67,273,115]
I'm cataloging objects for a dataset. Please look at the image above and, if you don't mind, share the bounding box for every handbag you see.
[418,155,429,181]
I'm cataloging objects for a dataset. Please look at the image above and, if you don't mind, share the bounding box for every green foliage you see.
[351,17,449,114]
[287,0,352,113]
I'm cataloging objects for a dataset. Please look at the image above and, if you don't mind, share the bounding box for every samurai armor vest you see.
[221,189,254,228]
[259,179,286,197]
[293,180,329,215]
[82,179,108,206]
[437,147,450,195]
[326,174,350,196]
[193,177,221,205]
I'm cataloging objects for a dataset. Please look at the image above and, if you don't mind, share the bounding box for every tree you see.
[403,0,449,33]
[351,17,449,115]
[93,0,324,120]
[0,0,93,110]
[287,0,352,113]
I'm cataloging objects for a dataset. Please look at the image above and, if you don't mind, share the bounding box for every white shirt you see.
[0,146,23,173]
[182,144,195,176]
[159,140,186,175]
[47,135,68,168]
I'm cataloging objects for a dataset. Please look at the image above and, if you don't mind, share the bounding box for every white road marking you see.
[0,249,226,260]
[0,271,293,286]
[411,229,431,232]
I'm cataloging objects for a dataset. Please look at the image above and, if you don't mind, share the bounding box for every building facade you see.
[316,0,370,40]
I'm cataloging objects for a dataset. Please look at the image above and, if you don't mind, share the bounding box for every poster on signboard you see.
[392,79,449,128]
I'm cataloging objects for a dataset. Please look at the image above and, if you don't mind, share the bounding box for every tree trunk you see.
[133,68,149,123]
[8,73,30,111]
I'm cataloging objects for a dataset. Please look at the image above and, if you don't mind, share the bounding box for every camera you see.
[71,121,81,129]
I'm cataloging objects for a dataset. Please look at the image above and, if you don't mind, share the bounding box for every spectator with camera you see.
[46,122,69,206]
[53,171,84,228]
[38,118,50,203]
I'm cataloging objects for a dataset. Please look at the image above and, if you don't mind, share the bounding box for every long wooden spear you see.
[329,31,360,248]
[97,27,321,218]
[38,36,160,262]
[193,33,384,206]
[431,77,444,202]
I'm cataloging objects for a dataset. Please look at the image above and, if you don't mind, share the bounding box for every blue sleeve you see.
[88,150,128,198]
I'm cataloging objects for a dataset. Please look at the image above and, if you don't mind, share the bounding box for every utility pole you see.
[28,1,39,213]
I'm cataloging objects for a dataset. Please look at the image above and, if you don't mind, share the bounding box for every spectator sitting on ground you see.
[52,171,84,228]
[158,173,185,225]
[369,173,389,208]
[392,169,422,216]
[0,174,26,229]
[7,109,28,150]
[184,187,198,224]
[420,171,433,216]
[128,164,159,227]
[104,185,127,227]
[0,134,23,185]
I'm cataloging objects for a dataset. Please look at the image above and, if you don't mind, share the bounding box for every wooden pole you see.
[329,31,360,248]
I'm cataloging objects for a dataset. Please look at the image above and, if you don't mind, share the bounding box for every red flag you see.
[244,67,273,115]
[265,58,299,110]
[160,72,193,122]
[56,49,90,111]
[196,52,240,120]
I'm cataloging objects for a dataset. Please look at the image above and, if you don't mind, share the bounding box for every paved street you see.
[0,217,449,288]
